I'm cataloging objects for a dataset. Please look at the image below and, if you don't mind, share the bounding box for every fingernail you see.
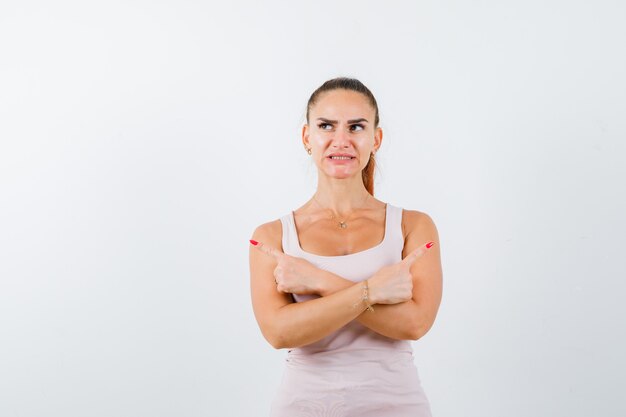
[250,239,258,246]
[426,241,435,248]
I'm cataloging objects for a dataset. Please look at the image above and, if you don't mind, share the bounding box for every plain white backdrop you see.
[1,1,625,416]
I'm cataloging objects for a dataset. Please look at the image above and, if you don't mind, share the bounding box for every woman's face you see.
[303,89,382,180]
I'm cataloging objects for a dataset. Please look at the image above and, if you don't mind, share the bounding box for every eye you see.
[318,122,332,130]
[350,124,364,132]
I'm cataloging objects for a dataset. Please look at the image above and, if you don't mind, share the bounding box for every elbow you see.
[271,330,300,349]
[408,318,435,341]
[407,325,423,341]
[262,329,283,349]
[406,313,427,341]
[268,330,301,350]
[268,335,286,350]
[260,311,294,349]
[263,325,289,350]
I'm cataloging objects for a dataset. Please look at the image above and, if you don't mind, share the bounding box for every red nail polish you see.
[426,241,435,248]
[250,239,258,246]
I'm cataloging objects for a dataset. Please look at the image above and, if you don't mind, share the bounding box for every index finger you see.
[250,239,285,259]
[402,241,435,266]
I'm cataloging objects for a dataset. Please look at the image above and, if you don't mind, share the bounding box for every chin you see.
[322,169,358,179]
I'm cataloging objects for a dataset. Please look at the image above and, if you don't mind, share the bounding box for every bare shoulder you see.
[251,218,284,252]
[401,208,439,240]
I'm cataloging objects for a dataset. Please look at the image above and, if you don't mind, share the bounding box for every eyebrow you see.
[316,117,369,124]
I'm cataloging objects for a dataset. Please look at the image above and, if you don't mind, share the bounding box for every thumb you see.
[250,239,285,260]
[402,241,435,267]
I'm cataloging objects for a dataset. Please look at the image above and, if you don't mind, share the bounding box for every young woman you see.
[249,77,443,416]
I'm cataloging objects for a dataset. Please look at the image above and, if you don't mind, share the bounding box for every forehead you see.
[310,89,375,119]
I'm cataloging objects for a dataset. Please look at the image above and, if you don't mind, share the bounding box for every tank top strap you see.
[385,203,406,255]
[279,212,299,257]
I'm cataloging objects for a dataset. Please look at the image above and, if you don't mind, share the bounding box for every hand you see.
[251,240,321,295]
[368,241,435,305]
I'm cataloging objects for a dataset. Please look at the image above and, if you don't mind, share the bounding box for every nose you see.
[331,127,351,148]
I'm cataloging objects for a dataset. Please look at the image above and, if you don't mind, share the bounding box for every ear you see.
[302,124,310,149]
[374,126,383,152]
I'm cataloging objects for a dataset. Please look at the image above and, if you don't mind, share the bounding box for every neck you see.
[311,176,371,216]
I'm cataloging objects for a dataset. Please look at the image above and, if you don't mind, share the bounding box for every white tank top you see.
[279,203,414,365]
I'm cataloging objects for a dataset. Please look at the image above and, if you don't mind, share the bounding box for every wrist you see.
[362,279,375,311]
[352,279,375,312]
[315,269,334,296]
[365,275,380,305]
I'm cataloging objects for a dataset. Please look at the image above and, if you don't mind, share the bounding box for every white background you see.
[1,1,625,416]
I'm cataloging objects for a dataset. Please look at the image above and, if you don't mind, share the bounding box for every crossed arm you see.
[249,210,442,349]
[312,268,433,341]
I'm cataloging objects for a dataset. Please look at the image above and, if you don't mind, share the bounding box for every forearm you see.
[272,280,371,349]
[317,269,421,340]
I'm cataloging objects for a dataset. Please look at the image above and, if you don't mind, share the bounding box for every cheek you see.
[309,134,330,146]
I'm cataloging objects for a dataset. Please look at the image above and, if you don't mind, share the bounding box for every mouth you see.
[327,155,356,160]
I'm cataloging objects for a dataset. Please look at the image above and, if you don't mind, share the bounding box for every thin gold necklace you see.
[311,193,371,229]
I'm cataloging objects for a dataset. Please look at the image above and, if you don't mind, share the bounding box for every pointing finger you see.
[250,239,284,260]
[402,241,435,266]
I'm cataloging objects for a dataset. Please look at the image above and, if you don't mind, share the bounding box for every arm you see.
[316,270,420,340]
[267,281,373,349]
[250,220,374,350]
[316,210,443,340]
